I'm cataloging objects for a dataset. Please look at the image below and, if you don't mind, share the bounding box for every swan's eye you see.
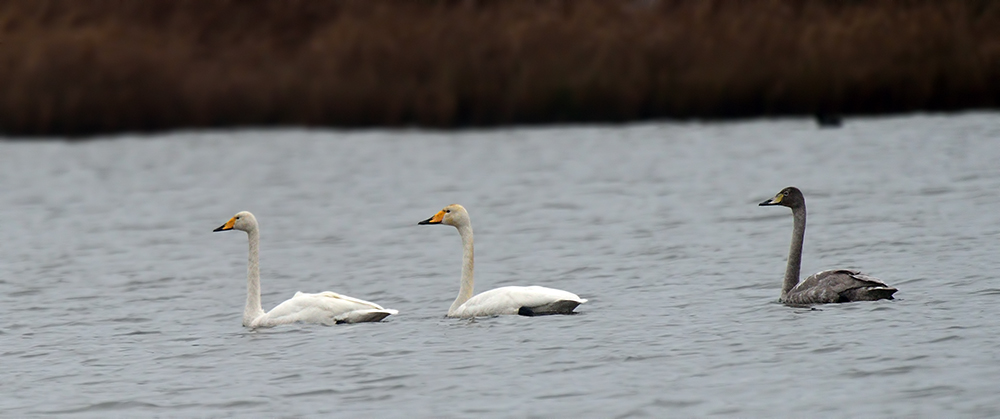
[445,210,451,213]
[235,216,241,220]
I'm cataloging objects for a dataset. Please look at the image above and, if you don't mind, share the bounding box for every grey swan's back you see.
[759,187,897,305]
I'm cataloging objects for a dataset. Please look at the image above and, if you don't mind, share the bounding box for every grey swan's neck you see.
[244,228,265,326]
[782,205,806,299]
[450,224,475,316]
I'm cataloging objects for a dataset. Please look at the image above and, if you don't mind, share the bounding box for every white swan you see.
[418,204,587,318]
[759,187,898,304]
[214,211,397,327]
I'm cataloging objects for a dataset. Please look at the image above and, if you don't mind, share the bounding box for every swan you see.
[213,211,397,327]
[759,187,898,304]
[417,204,587,318]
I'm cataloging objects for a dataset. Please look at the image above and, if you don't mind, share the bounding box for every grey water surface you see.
[1,113,999,417]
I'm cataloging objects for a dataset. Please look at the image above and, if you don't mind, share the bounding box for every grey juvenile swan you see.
[759,187,897,304]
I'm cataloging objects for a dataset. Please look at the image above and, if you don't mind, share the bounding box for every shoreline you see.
[2,0,998,136]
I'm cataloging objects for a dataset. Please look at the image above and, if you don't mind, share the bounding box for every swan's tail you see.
[864,287,898,301]
[842,286,897,302]
[518,299,584,316]
[335,309,399,324]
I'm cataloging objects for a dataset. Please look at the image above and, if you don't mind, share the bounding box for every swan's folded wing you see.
[801,269,891,291]
[456,285,586,317]
[314,291,390,310]
[841,271,891,288]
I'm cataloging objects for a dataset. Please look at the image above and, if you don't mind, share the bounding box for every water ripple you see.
[1,114,999,417]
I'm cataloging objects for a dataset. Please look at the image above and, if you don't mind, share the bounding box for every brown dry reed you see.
[1,0,998,136]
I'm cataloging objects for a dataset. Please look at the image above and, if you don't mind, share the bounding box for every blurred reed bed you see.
[0,0,998,136]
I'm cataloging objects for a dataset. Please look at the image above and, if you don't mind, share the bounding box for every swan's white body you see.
[244,291,397,328]
[419,204,587,318]
[449,285,587,318]
[215,211,397,328]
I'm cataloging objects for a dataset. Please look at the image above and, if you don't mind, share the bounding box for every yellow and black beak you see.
[759,194,783,206]
[214,217,236,232]
[418,210,445,225]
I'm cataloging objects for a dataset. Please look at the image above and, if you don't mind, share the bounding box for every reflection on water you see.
[1,113,1000,417]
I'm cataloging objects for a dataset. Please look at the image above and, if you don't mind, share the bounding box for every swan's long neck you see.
[449,224,475,316]
[244,228,265,326]
[782,206,806,298]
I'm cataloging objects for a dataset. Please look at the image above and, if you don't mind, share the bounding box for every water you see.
[1,113,999,417]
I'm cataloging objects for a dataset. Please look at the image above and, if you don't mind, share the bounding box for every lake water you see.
[1,113,999,417]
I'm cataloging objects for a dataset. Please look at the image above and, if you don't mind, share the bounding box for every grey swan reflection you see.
[759,187,897,305]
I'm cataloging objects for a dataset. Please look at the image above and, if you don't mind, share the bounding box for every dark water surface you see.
[2,114,999,417]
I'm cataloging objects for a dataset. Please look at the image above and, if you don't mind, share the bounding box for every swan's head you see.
[759,186,805,209]
[213,211,258,233]
[418,204,469,228]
